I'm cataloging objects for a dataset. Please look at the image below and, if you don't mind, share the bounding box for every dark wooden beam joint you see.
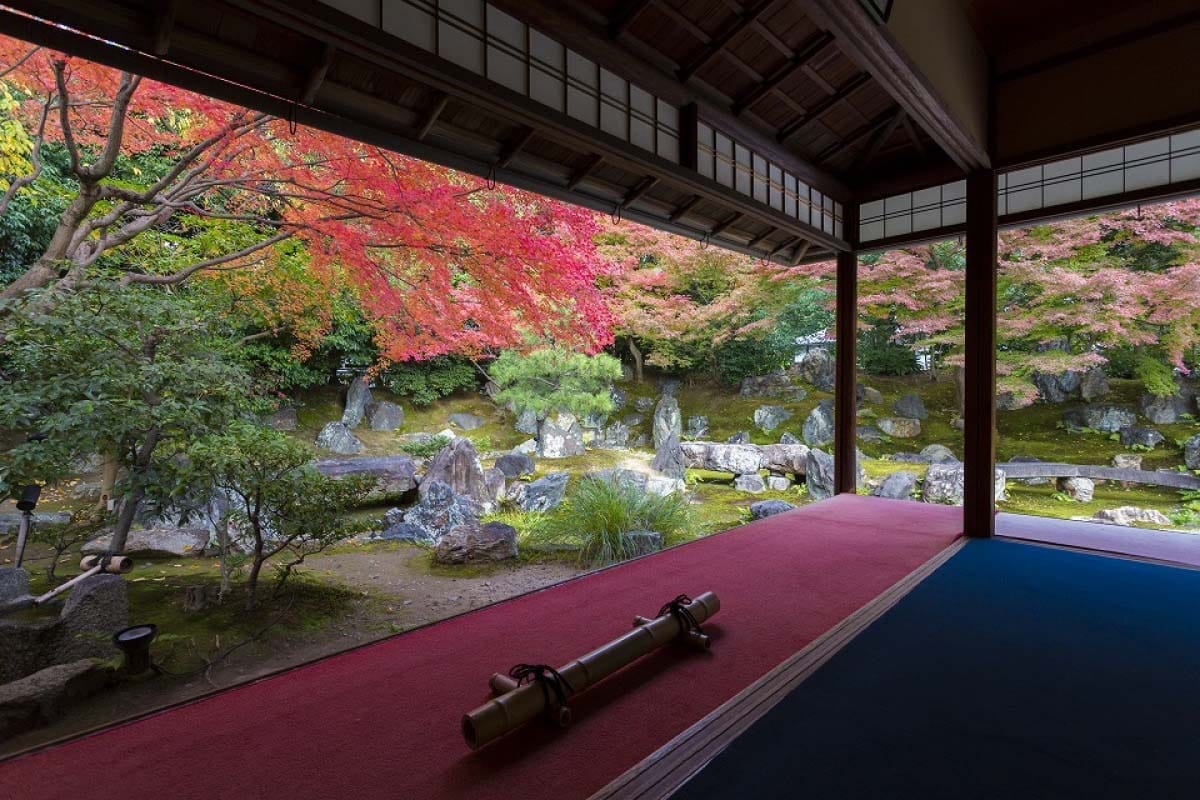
[149,0,178,56]
[963,170,998,537]
[709,212,743,238]
[299,42,337,106]
[618,176,659,212]
[414,92,450,141]
[495,126,535,170]
[789,239,813,266]
[732,31,833,116]
[608,0,654,38]
[833,203,859,495]
[668,194,702,222]
[777,73,869,143]
[567,153,605,191]
[745,226,778,250]
[678,0,779,83]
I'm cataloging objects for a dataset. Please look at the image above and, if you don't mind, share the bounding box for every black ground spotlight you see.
[113,624,158,675]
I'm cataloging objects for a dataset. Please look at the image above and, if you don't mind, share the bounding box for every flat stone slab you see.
[313,455,418,494]
[997,462,1200,490]
[0,659,113,741]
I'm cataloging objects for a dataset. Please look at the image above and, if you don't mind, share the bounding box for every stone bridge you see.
[998,462,1200,490]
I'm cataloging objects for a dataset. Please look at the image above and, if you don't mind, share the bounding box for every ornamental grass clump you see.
[532,477,694,566]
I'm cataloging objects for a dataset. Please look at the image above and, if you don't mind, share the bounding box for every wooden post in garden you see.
[834,203,858,495]
[964,170,998,537]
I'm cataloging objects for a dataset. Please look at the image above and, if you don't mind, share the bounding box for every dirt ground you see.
[0,545,583,757]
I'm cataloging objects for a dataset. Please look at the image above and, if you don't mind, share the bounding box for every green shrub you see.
[384,357,478,405]
[399,434,452,458]
[531,478,694,566]
[858,321,919,376]
[490,347,622,418]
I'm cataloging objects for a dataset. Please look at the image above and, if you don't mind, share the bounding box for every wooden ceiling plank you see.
[678,0,782,83]
[776,71,870,142]
[733,31,834,115]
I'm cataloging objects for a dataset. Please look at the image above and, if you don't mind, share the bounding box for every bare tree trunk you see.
[107,428,160,553]
[628,340,644,383]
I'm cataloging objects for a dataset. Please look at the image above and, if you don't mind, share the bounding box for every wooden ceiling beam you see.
[607,0,654,38]
[745,226,777,249]
[414,92,449,141]
[619,175,660,209]
[851,108,905,170]
[798,0,990,170]
[567,153,604,190]
[678,0,781,83]
[668,194,702,222]
[299,42,336,105]
[149,0,177,56]
[777,72,870,142]
[768,235,800,257]
[733,31,834,116]
[495,126,535,170]
[709,212,744,237]
[789,239,813,265]
[816,108,898,164]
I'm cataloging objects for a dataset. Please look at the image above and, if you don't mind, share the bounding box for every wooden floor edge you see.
[588,537,967,800]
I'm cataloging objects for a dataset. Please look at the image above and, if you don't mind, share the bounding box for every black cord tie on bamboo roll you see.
[659,594,705,638]
[508,663,574,714]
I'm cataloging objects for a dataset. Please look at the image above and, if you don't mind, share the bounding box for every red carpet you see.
[2,495,961,800]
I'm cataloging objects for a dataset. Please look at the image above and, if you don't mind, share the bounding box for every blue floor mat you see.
[675,538,1200,799]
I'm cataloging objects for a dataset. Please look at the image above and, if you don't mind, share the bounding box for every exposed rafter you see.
[789,239,813,265]
[732,31,833,115]
[567,153,604,190]
[668,194,702,222]
[816,108,900,164]
[745,226,777,249]
[414,92,449,141]
[619,176,660,210]
[299,42,336,105]
[607,0,654,38]
[851,108,905,170]
[149,0,177,56]
[709,212,743,237]
[776,72,870,142]
[495,126,535,169]
[677,0,781,83]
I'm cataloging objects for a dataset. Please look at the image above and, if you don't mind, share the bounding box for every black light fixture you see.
[15,484,40,512]
[113,624,158,675]
[860,0,894,24]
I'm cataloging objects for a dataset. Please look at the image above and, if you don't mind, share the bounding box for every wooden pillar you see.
[963,170,997,536]
[834,203,859,495]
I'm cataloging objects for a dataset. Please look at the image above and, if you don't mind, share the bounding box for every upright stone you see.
[1079,367,1109,401]
[805,448,835,500]
[652,395,682,450]
[418,437,492,510]
[367,401,404,431]
[342,375,373,428]
[651,432,687,481]
[538,412,585,458]
[802,400,835,447]
[316,421,364,455]
[794,349,834,391]
[753,405,793,433]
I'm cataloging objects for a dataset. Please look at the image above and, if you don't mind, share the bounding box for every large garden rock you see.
[857,384,883,405]
[538,413,585,459]
[1112,453,1144,470]
[367,401,404,431]
[494,452,535,479]
[623,530,663,557]
[802,400,835,447]
[891,393,927,420]
[483,468,506,505]
[518,472,570,512]
[610,387,627,411]
[1033,370,1081,403]
[996,391,1033,411]
[0,659,114,742]
[419,438,492,510]
[740,371,806,401]
[920,444,959,464]
[794,349,834,391]
[377,522,429,543]
[877,417,921,438]
[433,522,518,564]
[805,448,835,500]
[0,567,30,604]
[1063,404,1137,433]
[873,471,918,500]
[596,420,631,450]
[652,395,683,449]
[316,421,364,455]
[727,431,750,444]
[515,408,540,435]
[265,407,298,431]
[765,475,791,491]
[1186,433,1200,469]
[314,455,417,495]
[1079,367,1110,401]
[341,376,373,428]
[449,412,485,431]
[1056,476,1094,502]
[651,433,687,480]
[759,443,810,476]
[686,416,709,440]
[733,473,766,493]
[750,500,796,520]
[1140,392,1191,425]
[753,405,792,433]
[1119,426,1164,449]
[1092,507,1172,527]
[84,527,209,558]
[922,465,1007,505]
[680,442,763,474]
[402,481,479,542]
